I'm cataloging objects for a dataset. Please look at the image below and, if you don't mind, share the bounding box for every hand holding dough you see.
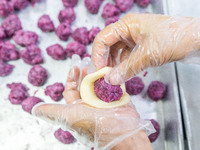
[80,67,130,108]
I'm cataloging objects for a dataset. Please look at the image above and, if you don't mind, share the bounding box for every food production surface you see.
[0,0,184,150]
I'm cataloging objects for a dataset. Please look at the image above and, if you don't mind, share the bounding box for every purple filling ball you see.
[114,0,134,12]
[45,83,65,101]
[81,53,91,59]
[88,27,100,42]
[0,0,14,18]
[0,62,14,77]
[46,44,66,60]
[7,82,29,104]
[125,77,144,95]
[66,41,86,58]
[58,8,76,24]
[94,77,123,103]
[54,128,75,144]
[84,0,102,14]
[2,14,22,38]
[62,0,78,8]
[71,27,89,45]
[148,119,160,142]
[20,45,43,65]
[105,16,119,26]
[21,96,42,114]
[0,41,19,62]
[55,22,71,41]
[136,0,150,8]
[13,30,39,46]
[0,27,6,40]
[37,14,55,32]
[147,81,167,101]
[11,0,29,10]
[102,3,121,19]
[28,65,48,86]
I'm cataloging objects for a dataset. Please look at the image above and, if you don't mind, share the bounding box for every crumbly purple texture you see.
[84,0,102,14]
[7,82,29,104]
[81,53,91,59]
[136,0,150,8]
[0,0,14,18]
[115,0,134,12]
[37,14,55,32]
[11,0,29,10]
[54,128,75,144]
[20,45,43,65]
[105,16,119,26]
[0,41,19,62]
[28,65,48,86]
[71,27,89,45]
[66,41,86,58]
[13,30,39,46]
[29,0,41,5]
[46,44,66,60]
[21,96,42,113]
[148,119,160,142]
[102,3,120,19]
[0,27,6,40]
[62,0,78,8]
[147,81,167,101]
[1,14,22,38]
[125,77,144,95]
[88,27,100,42]
[58,8,76,24]
[45,83,64,101]
[55,22,71,41]
[0,63,14,77]
[94,77,123,103]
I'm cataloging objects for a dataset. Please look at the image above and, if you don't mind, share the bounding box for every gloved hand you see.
[32,55,155,150]
[92,13,200,85]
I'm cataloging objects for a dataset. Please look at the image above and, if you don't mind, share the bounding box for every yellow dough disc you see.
[80,67,130,108]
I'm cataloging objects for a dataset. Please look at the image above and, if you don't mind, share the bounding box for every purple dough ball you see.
[102,3,120,19]
[13,30,39,46]
[2,14,22,38]
[0,62,14,77]
[136,0,150,8]
[0,0,14,18]
[21,96,42,113]
[11,0,29,10]
[115,0,134,12]
[28,65,48,86]
[147,81,167,101]
[54,128,75,144]
[62,0,78,8]
[125,77,144,95]
[88,27,100,42]
[58,8,76,24]
[37,14,55,32]
[7,82,29,104]
[45,83,65,101]
[84,0,102,14]
[148,119,160,142]
[71,27,89,45]
[66,41,86,58]
[0,41,19,62]
[105,16,119,26]
[81,53,91,59]
[55,22,71,41]
[94,77,123,103]
[0,27,6,40]
[20,45,43,65]
[46,44,66,60]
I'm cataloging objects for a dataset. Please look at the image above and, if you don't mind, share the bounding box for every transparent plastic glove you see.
[92,13,200,85]
[32,55,155,150]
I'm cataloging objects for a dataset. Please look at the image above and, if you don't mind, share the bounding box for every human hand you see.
[92,13,200,85]
[32,56,154,150]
